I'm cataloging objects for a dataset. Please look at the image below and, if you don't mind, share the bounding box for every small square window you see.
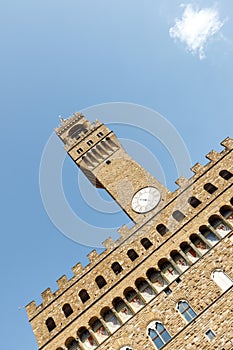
[77,148,83,154]
[106,160,111,165]
[164,287,172,295]
[205,329,215,340]
[176,277,182,284]
[87,140,94,146]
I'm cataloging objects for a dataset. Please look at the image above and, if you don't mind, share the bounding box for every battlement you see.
[26,137,233,323]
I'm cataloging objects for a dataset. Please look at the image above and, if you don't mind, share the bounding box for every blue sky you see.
[1,1,233,349]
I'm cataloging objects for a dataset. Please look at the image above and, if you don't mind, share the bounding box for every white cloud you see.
[169,3,225,60]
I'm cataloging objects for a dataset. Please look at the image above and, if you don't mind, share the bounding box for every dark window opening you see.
[68,124,88,139]
[46,317,56,332]
[219,170,233,180]
[95,275,107,289]
[141,238,153,250]
[111,262,123,275]
[106,160,111,165]
[156,224,169,236]
[65,337,79,350]
[78,327,95,345]
[220,205,233,219]
[97,132,104,138]
[79,289,90,303]
[127,249,139,261]
[87,140,94,146]
[77,148,83,154]
[188,196,201,208]
[190,234,209,251]
[124,287,143,305]
[146,268,163,284]
[164,287,172,295]
[204,183,217,194]
[62,303,73,318]
[172,210,185,222]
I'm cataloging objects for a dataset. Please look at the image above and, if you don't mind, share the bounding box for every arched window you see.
[101,307,121,332]
[135,278,156,301]
[211,269,233,291]
[95,275,107,289]
[220,206,233,225]
[89,317,109,342]
[156,224,169,236]
[180,242,199,263]
[111,262,123,275]
[158,259,179,281]
[148,321,171,349]
[68,124,87,139]
[77,327,97,349]
[112,297,133,321]
[170,251,189,271]
[124,288,144,310]
[79,289,90,303]
[141,238,153,250]
[146,268,167,291]
[62,303,73,318]
[65,337,80,350]
[127,249,139,261]
[219,170,233,180]
[45,317,56,332]
[199,226,219,246]
[177,301,196,323]
[209,215,231,237]
[190,234,209,254]
[172,210,185,222]
[188,196,201,208]
[204,183,217,194]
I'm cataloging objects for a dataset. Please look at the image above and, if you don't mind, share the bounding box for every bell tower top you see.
[55,112,96,150]
[55,112,170,223]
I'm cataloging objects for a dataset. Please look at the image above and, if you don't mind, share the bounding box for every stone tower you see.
[26,113,233,350]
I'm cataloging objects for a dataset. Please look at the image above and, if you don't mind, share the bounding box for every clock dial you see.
[131,187,161,213]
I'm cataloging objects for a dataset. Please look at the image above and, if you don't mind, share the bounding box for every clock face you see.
[131,187,161,213]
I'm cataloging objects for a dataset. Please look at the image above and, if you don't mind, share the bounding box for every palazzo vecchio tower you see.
[26,112,233,350]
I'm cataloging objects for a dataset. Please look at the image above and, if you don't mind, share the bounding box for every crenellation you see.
[191,162,205,174]
[221,136,233,149]
[56,275,69,290]
[205,150,221,161]
[117,225,130,238]
[87,250,99,263]
[102,237,115,249]
[25,300,37,319]
[41,288,54,304]
[71,262,83,276]
[175,176,190,188]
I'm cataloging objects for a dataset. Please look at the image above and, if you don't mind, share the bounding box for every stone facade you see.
[26,114,233,350]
